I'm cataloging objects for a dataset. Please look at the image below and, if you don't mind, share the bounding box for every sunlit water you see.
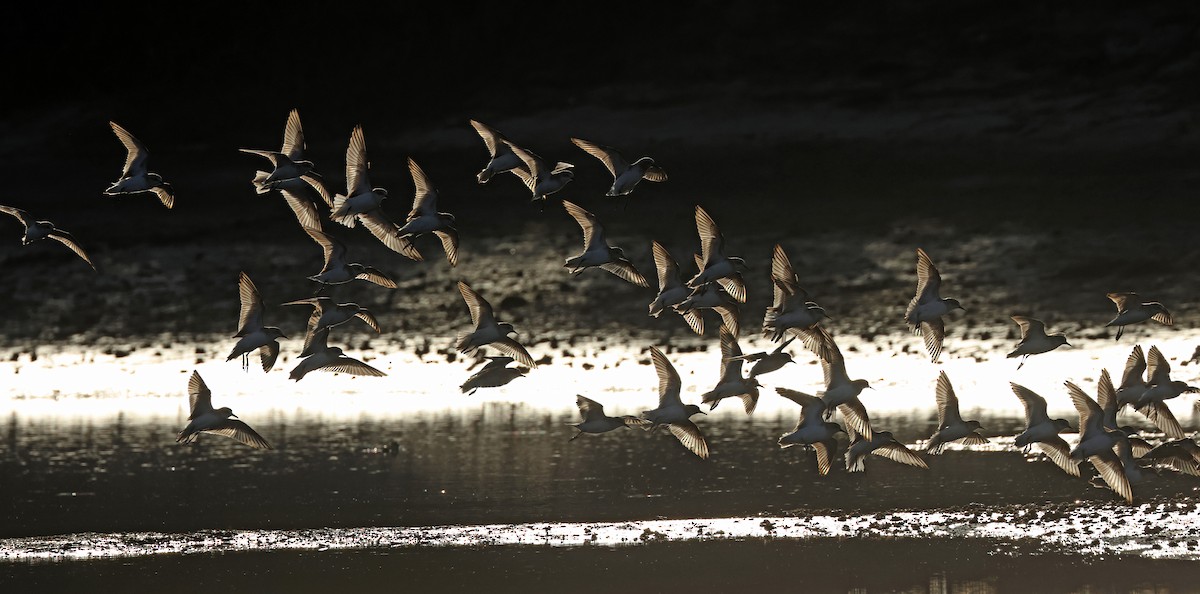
[3,331,1200,570]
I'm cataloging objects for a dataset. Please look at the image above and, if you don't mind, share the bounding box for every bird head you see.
[267,327,288,340]
[966,420,984,431]
[852,379,872,390]
[684,404,706,417]
[944,298,965,312]
[216,407,236,419]
[1053,418,1074,433]
[731,257,750,273]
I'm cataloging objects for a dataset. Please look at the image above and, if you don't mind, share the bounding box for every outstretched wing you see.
[187,371,213,418]
[235,271,265,336]
[210,420,273,450]
[694,205,722,267]
[46,230,97,270]
[281,108,305,159]
[563,200,601,250]
[407,158,438,216]
[358,210,424,261]
[345,125,372,195]
[570,137,627,178]
[1009,382,1049,426]
[109,121,149,176]
[650,346,682,408]
[0,205,34,230]
[669,421,709,459]
[457,281,495,327]
[469,120,505,157]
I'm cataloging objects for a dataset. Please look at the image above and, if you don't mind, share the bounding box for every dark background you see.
[2,1,1199,343]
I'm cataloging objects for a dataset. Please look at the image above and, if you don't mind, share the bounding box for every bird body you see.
[469,120,524,183]
[639,346,708,459]
[0,205,95,269]
[1009,382,1079,476]
[700,327,761,414]
[460,357,527,394]
[288,328,385,381]
[396,158,458,266]
[1065,379,1133,503]
[561,201,648,286]
[904,248,963,362]
[569,137,666,197]
[570,395,651,439]
[1007,315,1070,368]
[225,272,285,372]
[686,206,747,302]
[455,281,536,368]
[844,430,928,473]
[1106,292,1171,339]
[925,371,987,454]
[775,389,843,475]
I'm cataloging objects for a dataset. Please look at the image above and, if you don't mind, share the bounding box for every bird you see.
[673,281,741,337]
[762,243,835,361]
[0,205,95,270]
[1096,368,1154,456]
[1110,345,1184,438]
[1065,379,1134,503]
[1140,439,1200,477]
[818,337,874,441]
[239,108,330,204]
[328,126,422,260]
[925,371,987,454]
[1009,382,1080,476]
[1007,315,1070,369]
[904,248,964,362]
[568,137,666,199]
[561,200,649,287]
[176,371,271,449]
[648,240,703,334]
[460,356,527,394]
[104,121,174,208]
[1135,345,1199,414]
[1106,292,1171,340]
[282,297,381,356]
[455,281,537,368]
[687,206,748,302]
[569,395,651,440]
[725,336,796,379]
[225,272,285,373]
[503,140,574,203]
[844,428,928,473]
[775,388,844,476]
[469,120,525,183]
[640,346,709,459]
[302,226,397,289]
[395,158,458,266]
[700,327,762,414]
[288,328,386,381]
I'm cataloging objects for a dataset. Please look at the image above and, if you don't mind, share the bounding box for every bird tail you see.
[252,171,272,194]
[477,168,493,184]
[845,451,865,473]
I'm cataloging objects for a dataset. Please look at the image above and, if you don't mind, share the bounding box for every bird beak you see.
[230,414,240,419]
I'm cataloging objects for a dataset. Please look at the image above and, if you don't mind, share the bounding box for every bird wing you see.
[345,125,372,195]
[716,275,746,303]
[354,309,382,333]
[681,310,704,335]
[821,338,849,389]
[279,189,322,232]
[0,205,33,230]
[718,326,744,382]
[712,303,741,339]
[327,355,388,377]
[651,240,681,291]
[490,337,536,369]
[209,420,273,450]
[775,388,824,423]
[187,370,213,418]
[503,140,544,179]
[576,394,607,422]
[355,267,397,289]
[1089,451,1134,503]
[238,148,280,166]
[1137,401,1186,439]
[873,442,929,469]
[469,120,505,157]
[235,271,265,336]
[642,165,667,182]
[694,205,722,267]
[407,158,438,216]
[1009,382,1049,426]
[770,244,801,297]
[109,121,149,176]
[151,186,175,209]
[1120,345,1146,389]
[668,421,709,459]
[934,371,963,426]
[837,401,873,442]
[1064,381,1103,435]
[300,175,334,208]
[920,318,946,362]
[562,200,601,251]
[281,108,305,160]
[1097,369,1118,418]
[457,281,496,328]
[433,228,459,267]
[358,210,424,261]
[906,248,942,322]
[1146,346,1172,385]
[650,346,682,408]
[303,226,342,273]
[1107,292,1136,313]
[600,261,650,288]
[258,343,280,373]
[300,327,330,359]
[46,230,96,270]
[813,440,836,475]
[1150,306,1172,326]
[1010,315,1044,340]
[790,325,836,363]
[569,137,626,177]
[1036,437,1081,477]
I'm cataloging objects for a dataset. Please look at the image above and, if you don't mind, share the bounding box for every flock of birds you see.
[3,110,1198,505]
